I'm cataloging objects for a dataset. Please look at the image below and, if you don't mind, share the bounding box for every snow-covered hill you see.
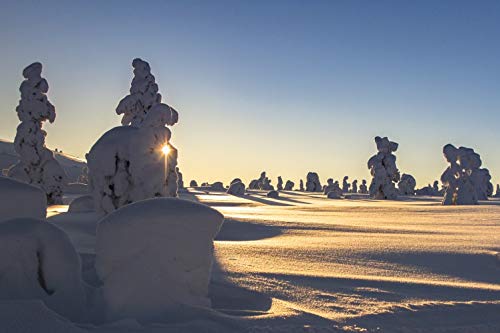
[0,139,87,182]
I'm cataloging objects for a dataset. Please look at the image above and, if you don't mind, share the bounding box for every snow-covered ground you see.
[5,189,500,332]
[0,139,86,182]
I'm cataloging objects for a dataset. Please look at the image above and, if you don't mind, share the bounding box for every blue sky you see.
[1,0,499,186]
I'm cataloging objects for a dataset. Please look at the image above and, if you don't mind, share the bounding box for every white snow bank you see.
[95,198,224,321]
[0,176,46,222]
[68,195,94,213]
[0,300,87,333]
[0,218,86,321]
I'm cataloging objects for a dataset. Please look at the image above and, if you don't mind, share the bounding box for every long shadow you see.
[215,218,283,241]
[364,251,500,285]
[255,272,500,303]
[241,194,293,206]
[273,195,311,205]
[209,255,273,316]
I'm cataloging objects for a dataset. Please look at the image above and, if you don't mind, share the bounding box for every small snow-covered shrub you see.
[327,191,342,199]
[0,176,46,222]
[210,182,225,192]
[68,195,94,213]
[267,190,279,198]
[306,172,322,192]
[227,181,245,195]
[95,198,224,321]
[0,218,86,321]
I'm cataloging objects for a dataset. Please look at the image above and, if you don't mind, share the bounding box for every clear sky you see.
[1,0,499,187]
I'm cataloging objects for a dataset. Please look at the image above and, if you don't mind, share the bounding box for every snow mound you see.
[267,190,279,198]
[210,182,225,192]
[0,218,86,321]
[227,181,245,196]
[95,198,224,321]
[0,176,46,222]
[68,195,94,213]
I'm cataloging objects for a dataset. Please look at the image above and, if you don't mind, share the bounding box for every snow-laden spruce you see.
[351,179,358,193]
[342,176,350,193]
[359,179,368,194]
[441,144,493,205]
[398,174,416,195]
[176,167,184,189]
[324,179,342,199]
[284,180,294,190]
[249,171,274,190]
[0,218,86,321]
[367,136,400,199]
[0,176,46,222]
[277,176,283,191]
[95,198,224,321]
[8,62,66,204]
[306,172,322,192]
[87,59,179,214]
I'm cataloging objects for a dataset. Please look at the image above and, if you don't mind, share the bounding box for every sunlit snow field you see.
[43,189,500,332]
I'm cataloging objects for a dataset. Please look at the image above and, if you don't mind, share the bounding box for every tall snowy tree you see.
[8,62,66,204]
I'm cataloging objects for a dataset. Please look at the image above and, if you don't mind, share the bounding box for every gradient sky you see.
[1,0,499,187]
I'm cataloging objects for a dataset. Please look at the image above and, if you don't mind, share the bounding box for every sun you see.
[161,145,170,155]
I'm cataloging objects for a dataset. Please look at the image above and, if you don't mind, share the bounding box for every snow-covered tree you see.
[87,59,179,214]
[8,62,66,204]
[367,136,400,200]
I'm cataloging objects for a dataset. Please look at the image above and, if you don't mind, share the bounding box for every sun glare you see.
[161,145,170,155]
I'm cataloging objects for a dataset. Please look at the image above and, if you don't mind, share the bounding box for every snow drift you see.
[0,218,86,321]
[0,176,46,222]
[95,198,224,321]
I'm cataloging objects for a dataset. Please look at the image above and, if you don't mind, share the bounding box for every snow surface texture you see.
[441,144,493,205]
[227,180,245,196]
[26,189,500,332]
[367,136,400,200]
[398,173,416,195]
[305,172,322,192]
[95,198,224,322]
[7,62,66,204]
[87,59,179,214]
[0,176,46,222]
[0,218,86,321]
[68,195,94,213]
